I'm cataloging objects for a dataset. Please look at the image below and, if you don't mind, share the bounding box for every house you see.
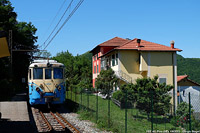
[91,37,182,111]
[177,75,200,113]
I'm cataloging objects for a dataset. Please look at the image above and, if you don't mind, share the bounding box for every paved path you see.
[0,93,36,133]
[0,101,29,121]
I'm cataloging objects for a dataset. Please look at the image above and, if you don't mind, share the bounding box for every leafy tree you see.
[34,51,51,58]
[0,0,37,98]
[52,51,92,92]
[95,68,118,96]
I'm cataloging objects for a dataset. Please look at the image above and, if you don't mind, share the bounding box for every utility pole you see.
[9,30,12,74]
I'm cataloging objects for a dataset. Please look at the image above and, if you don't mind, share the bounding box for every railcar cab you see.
[28,60,65,105]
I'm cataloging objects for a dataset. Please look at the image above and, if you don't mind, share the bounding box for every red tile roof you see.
[177,75,200,86]
[90,37,130,53]
[115,38,182,51]
[91,37,182,54]
[177,75,188,82]
[99,37,130,47]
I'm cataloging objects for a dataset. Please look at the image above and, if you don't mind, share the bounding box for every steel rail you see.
[50,111,66,129]
[39,111,53,131]
[56,112,81,133]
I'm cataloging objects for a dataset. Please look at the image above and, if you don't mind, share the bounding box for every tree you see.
[52,51,92,92]
[0,0,38,98]
[95,68,118,96]
[34,51,51,58]
[177,54,200,84]
[113,76,173,116]
[134,76,173,116]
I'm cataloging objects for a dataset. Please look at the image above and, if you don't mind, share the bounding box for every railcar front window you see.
[33,68,43,79]
[53,68,63,79]
[45,69,51,79]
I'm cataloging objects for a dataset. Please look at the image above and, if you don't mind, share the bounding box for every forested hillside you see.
[177,54,200,84]
[52,51,93,91]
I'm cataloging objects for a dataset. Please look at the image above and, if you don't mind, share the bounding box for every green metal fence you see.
[66,88,200,133]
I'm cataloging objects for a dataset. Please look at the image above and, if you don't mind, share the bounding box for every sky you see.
[9,0,200,58]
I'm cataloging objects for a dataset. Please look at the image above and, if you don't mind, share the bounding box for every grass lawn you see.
[66,91,179,133]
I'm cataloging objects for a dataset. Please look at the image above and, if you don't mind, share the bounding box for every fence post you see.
[189,92,191,131]
[87,89,89,110]
[108,84,110,128]
[67,88,68,99]
[75,87,77,103]
[81,88,83,109]
[71,88,72,100]
[96,87,98,123]
[151,90,153,132]
[125,89,127,133]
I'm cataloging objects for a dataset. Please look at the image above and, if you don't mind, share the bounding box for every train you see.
[28,59,66,106]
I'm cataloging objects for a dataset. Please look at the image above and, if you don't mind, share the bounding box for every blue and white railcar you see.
[28,60,66,105]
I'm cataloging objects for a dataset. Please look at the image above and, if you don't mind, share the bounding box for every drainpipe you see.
[172,41,177,115]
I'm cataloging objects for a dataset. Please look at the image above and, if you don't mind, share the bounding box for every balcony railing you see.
[115,70,132,83]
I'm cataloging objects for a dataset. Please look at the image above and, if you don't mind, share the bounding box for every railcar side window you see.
[29,69,31,79]
[53,68,63,79]
[33,68,43,79]
[45,69,51,79]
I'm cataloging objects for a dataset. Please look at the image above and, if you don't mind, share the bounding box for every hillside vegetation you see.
[177,54,200,84]
[52,51,93,91]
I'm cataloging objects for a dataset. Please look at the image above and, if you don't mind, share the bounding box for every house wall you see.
[149,52,174,85]
[119,50,142,82]
[92,46,118,88]
[149,51,177,112]
[92,47,101,88]
[140,52,148,71]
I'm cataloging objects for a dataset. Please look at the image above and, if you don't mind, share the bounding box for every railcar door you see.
[43,68,54,92]
[32,67,44,94]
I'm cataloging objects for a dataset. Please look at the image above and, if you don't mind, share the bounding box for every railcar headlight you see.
[40,84,44,90]
[36,87,40,92]
[58,86,61,91]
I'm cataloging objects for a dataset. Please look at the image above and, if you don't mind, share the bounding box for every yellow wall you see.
[119,51,175,85]
[150,52,174,85]
[140,52,148,71]
[119,50,142,81]
[120,50,140,73]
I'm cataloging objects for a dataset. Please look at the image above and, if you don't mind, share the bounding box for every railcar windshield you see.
[53,68,63,79]
[45,69,51,79]
[33,68,43,79]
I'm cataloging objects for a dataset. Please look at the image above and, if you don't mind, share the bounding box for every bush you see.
[112,90,124,102]
[170,102,200,130]
[112,85,134,108]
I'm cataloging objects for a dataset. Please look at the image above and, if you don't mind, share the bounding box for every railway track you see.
[32,107,81,132]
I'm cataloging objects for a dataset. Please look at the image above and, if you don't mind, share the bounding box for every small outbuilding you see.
[177,75,200,116]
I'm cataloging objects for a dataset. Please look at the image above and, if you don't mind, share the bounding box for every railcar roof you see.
[29,60,64,67]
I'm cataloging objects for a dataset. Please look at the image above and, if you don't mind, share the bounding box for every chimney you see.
[170,40,175,49]
[137,39,141,47]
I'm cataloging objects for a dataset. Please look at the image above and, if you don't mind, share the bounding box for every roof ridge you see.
[98,36,127,46]
[114,38,135,49]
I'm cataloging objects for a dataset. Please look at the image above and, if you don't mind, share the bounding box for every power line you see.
[39,0,68,49]
[43,0,84,50]
[42,0,74,48]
